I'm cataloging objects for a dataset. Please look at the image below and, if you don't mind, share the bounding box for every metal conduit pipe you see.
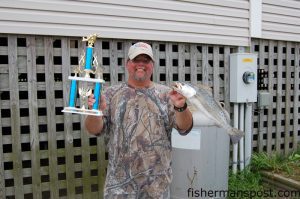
[232,103,239,174]
[244,103,253,167]
[239,104,245,171]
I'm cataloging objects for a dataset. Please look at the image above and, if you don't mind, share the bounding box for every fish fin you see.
[224,109,231,123]
[186,101,198,113]
[217,101,230,121]
[192,111,216,126]
[197,83,213,96]
[228,128,244,144]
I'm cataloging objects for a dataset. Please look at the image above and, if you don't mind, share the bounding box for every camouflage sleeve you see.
[156,84,193,136]
[163,89,181,135]
[97,84,122,136]
[100,94,110,136]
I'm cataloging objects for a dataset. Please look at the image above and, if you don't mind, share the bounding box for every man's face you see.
[127,54,153,82]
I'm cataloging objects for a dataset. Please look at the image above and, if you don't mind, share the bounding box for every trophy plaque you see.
[62,34,105,116]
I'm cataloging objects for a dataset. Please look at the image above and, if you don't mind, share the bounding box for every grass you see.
[251,148,300,181]
[251,152,291,173]
[228,167,263,191]
[228,148,300,198]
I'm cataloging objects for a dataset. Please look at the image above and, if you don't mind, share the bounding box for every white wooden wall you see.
[0,0,250,46]
[262,0,300,42]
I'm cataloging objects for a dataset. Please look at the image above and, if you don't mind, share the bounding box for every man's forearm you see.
[85,115,104,135]
[175,108,193,131]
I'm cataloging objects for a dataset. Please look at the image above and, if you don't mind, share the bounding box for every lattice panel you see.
[251,39,300,155]
[0,35,108,199]
[0,34,238,198]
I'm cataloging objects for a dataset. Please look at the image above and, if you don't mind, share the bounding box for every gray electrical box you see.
[171,126,229,199]
[258,91,272,108]
[230,53,258,103]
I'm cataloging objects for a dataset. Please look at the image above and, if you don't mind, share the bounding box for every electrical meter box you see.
[230,53,257,103]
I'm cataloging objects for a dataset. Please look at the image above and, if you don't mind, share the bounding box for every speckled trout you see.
[172,82,244,144]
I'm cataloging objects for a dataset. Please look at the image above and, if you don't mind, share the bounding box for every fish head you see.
[172,82,196,98]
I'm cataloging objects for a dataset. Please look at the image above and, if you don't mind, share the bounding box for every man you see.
[85,42,193,198]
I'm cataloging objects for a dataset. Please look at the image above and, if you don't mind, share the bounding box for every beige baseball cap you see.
[128,42,154,61]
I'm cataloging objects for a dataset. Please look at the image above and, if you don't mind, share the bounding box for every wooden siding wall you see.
[262,0,300,42]
[0,34,299,198]
[0,0,250,46]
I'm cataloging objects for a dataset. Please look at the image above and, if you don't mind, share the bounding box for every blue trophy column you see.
[93,83,101,110]
[69,80,77,107]
[85,47,93,70]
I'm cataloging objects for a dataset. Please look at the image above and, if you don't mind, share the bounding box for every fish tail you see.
[228,128,244,144]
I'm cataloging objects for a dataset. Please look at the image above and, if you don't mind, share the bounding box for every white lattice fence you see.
[1,34,299,198]
[251,39,300,155]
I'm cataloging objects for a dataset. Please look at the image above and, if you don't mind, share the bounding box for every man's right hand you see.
[85,94,107,135]
[87,94,106,111]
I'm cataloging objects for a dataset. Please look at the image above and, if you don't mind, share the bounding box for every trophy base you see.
[62,107,103,116]
[69,76,105,83]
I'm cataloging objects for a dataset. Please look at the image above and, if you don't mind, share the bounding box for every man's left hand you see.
[169,90,186,108]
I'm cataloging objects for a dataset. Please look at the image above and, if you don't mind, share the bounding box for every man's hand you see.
[85,94,106,135]
[169,89,193,133]
[87,94,106,111]
[169,90,186,108]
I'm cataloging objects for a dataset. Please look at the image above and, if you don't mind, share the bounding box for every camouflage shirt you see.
[101,82,191,198]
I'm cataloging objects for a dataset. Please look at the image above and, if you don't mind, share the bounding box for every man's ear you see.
[126,59,130,67]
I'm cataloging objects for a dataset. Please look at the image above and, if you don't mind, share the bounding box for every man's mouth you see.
[136,67,145,72]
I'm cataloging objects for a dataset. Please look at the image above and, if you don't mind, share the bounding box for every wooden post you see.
[62,37,76,198]
[44,37,59,199]
[8,35,24,199]
[27,36,42,199]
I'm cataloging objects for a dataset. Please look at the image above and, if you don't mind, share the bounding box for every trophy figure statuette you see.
[62,33,105,116]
